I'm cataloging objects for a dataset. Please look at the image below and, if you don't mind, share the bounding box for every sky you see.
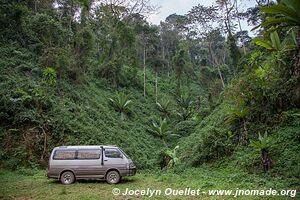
[147,0,257,34]
[147,0,216,24]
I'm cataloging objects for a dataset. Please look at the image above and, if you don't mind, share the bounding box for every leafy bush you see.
[173,120,197,137]
[270,125,300,177]
[42,67,57,86]
[17,167,39,176]
[179,106,234,166]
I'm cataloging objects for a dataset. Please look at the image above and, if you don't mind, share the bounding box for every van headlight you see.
[129,162,135,169]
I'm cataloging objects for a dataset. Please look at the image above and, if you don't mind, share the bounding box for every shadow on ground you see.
[49,177,137,185]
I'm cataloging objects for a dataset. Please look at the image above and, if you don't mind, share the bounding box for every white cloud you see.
[147,0,256,35]
[147,0,216,25]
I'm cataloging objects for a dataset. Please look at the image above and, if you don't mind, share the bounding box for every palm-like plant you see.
[147,119,169,147]
[174,94,194,121]
[176,108,193,121]
[176,94,193,110]
[225,103,249,145]
[225,105,248,123]
[249,132,272,172]
[254,0,300,77]
[156,99,172,118]
[147,119,177,147]
[108,92,132,120]
[254,30,297,51]
[258,0,300,29]
[249,132,270,152]
[164,145,180,168]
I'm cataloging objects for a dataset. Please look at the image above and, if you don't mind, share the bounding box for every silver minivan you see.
[47,145,136,184]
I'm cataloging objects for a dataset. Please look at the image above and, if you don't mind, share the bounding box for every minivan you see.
[47,145,136,184]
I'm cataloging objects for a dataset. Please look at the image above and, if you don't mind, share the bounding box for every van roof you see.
[54,145,118,150]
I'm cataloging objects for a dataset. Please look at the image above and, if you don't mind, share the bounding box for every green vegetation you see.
[0,167,297,199]
[108,92,132,121]
[0,0,299,199]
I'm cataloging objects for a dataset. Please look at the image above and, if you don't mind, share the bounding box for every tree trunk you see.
[40,127,47,163]
[217,65,225,88]
[235,0,246,54]
[295,30,300,74]
[293,30,300,106]
[120,112,125,121]
[162,43,165,63]
[143,45,146,97]
[239,118,248,145]
[176,78,181,95]
[34,0,38,12]
[167,59,170,77]
[196,96,201,113]
[162,138,168,148]
[155,71,158,103]
[208,42,225,88]
[166,49,170,77]
[261,149,271,172]
[224,0,232,35]
[69,1,73,31]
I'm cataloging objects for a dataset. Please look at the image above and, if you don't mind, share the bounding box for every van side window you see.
[105,149,122,158]
[53,150,76,160]
[77,150,101,159]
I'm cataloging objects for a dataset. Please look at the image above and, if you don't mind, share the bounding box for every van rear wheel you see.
[60,171,75,185]
[106,170,120,184]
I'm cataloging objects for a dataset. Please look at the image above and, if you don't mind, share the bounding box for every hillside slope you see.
[0,44,207,169]
[178,104,300,178]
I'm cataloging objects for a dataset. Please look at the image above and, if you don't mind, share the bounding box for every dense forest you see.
[0,0,299,197]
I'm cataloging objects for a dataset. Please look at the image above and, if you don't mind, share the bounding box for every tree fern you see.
[108,92,132,120]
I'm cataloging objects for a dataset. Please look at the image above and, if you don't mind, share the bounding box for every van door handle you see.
[104,159,108,161]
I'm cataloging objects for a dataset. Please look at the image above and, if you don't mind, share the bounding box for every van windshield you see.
[118,148,129,159]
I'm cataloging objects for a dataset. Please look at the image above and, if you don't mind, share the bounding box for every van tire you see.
[106,170,120,184]
[60,171,75,185]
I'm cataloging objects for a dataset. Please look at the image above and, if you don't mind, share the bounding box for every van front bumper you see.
[128,167,136,176]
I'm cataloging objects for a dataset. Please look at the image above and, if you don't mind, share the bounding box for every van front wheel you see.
[106,170,120,184]
[60,171,75,185]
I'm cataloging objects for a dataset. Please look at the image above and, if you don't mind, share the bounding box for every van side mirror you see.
[120,154,124,159]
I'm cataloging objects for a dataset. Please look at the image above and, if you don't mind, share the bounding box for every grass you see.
[0,166,298,200]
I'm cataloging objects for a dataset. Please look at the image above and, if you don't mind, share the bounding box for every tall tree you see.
[187,5,227,87]
[160,14,187,77]
[216,0,241,74]
[172,45,192,94]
